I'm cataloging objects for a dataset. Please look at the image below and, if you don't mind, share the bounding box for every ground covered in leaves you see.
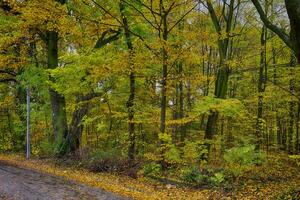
[0,153,299,200]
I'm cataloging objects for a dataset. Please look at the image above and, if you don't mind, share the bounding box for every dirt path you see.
[0,162,129,200]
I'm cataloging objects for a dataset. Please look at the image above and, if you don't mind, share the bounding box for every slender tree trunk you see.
[120,2,136,166]
[288,57,296,154]
[256,26,267,150]
[160,15,168,134]
[26,86,30,159]
[178,63,185,142]
[276,115,282,147]
[282,119,287,150]
[296,102,300,153]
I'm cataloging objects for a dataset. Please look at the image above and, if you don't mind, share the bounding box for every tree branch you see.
[94,29,121,49]
[168,2,199,33]
[0,69,16,76]
[0,78,17,83]
[251,0,294,51]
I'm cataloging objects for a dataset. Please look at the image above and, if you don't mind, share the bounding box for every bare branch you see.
[251,0,294,51]
[121,0,160,30]
[168,2,199,33]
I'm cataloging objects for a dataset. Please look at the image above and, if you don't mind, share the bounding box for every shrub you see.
[276,188,300,200]
[181,166,208,185]
[209,172,225,186]
[39,139,56,157]
[182,141,208,166]
[86,149,127,172]
[142,162,162,177]
[224,145,265,177]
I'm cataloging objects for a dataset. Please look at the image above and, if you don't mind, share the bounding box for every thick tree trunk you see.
[68,102,89,153]
[46,31,68,144]
[204,0,234,141]
[285,0,300,63]
[252,0,300,63]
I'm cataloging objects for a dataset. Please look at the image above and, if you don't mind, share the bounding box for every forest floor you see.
[0,153,299,199]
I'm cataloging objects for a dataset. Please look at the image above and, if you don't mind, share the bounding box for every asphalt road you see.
[0,162,129,200]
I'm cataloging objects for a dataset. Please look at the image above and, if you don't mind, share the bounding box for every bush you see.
[276,188,300,200]
[182,141,208,166]
[39,139,56,157]
[181,166,226,187]
[86,149,127,172]
[209,172,225,186]
[142,162,162,177]
[224,145,265,177]
[224,145,265,166]
[181,166,208,185]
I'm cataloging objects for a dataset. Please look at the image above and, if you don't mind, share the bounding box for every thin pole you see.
[26,86,30,159]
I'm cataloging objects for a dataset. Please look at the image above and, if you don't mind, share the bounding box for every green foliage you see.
[86,149,127,172]
[209,172,225,186]
[39,139,56,157]
[164,145,181,165]
[289,155,300,166]
[143,162,162,177]
[181,166,208,185]
[195,97,246,118]
[276,188,300,200]
[181,166,226,187]
[224,145,265,166]
[182,141,208,165]
[224,145,266,177]
[158,133,181,165]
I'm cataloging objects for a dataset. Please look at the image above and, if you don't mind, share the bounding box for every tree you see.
[203,0,236,141]
[251,0,300,63]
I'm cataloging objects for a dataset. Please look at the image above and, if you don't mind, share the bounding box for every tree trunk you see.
[276,115,282,147]
[285,0,300,63]
[288,57,296,154]
[160,15,168,134]
[296,102,300,153]
[67,101,89,153]
[282,119,287,150]
[120,2,136,166]
[204,0,234,141]
[46,31,69,144]
[256,26,267,150]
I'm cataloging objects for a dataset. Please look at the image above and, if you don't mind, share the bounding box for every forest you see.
[0,0,300,199]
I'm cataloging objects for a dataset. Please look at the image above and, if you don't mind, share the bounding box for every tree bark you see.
[160,15,168,134]
[204,0,234,140]
[256,26,267,150]
[120,1,136,166]
[252,0,300,63]
[296,102,300,153]
[288,57,296,154]
[46,31,69,144]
